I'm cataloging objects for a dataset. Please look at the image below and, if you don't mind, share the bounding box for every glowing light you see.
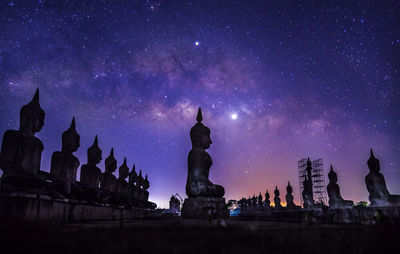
[195,41,199,46]
[231,113,238,120]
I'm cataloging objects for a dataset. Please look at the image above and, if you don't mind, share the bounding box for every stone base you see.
[181,197,229,219]
[0,194,160,223]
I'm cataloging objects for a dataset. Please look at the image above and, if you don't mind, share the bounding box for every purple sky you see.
[0,1,399,208]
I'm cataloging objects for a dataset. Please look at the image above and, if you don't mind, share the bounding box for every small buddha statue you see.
[327,165,353,208]
[285,181,299,208]
[258,192,263,207]
[302,158,315,208]
[116,157,129,199]
[142,173,150,201]
[0,89,46,188]
[50,117,80,195]
[265,190,271,207]
[274,186,282,208]
[80,136,102,190]
[185,108,224,198]
[365,149,400,206]
[251,195,257,207]
[100,148,117,193]
[137,170,145,201]
[128,164,138,204]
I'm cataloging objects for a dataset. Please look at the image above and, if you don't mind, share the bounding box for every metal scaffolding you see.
[298,158,327,205]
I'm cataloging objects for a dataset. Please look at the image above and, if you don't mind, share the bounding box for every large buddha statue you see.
[302,158,315,208]
[286,181,299,208]
[80,136,102,190]
[185,108,224,198]
[116,157,129,199]
[274,186,282,208]
[100,148,117,193]
[327,165,353,208]
[182,108,228,219]
[50,117,80,195]
[0,89,46,188]
[365,149,400,206]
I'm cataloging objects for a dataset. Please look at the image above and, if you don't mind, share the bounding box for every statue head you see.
[87,135,102,165]
[265,190,270,199]
[62,117,80,153]
[143,174,150,190]
[286,181,293,194]
[118,157,129,179]
[328,164,338,183]
[190,108,212,149]
[274,186,280,196]
[19,88,45,135]
[367,149,380,173]
[105,148,117,173]
[128,164,137,185]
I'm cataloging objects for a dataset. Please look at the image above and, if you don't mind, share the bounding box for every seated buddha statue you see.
[142,173,150,202]
[265,190,271,207]
[116,157,129,200]
[136,170,145,201]
[0,89,46,189]
[100,148,117,193]
[50,117,80,196]
[80,136,102,191]
[286,181,299,208]
[274,186,282,208]
[185,108,224,198]
[128,164,138,205]
[327,165,353,208]
[302,158,315,208]
[365,149,400,206]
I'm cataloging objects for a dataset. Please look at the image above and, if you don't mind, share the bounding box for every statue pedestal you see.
[181,197,229,219]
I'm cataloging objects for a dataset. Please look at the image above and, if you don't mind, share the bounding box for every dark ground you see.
[0,218,398,254]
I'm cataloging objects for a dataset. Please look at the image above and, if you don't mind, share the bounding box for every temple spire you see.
[94,135,98,146]
[123,157,127,165]
[370,148,374,157]
[196,107,202,123]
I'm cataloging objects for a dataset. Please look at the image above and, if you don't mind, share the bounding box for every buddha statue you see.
[116,157,129,199]
[251,195,257,207]
[274,186,282,208]
[100,148,117,193]
[285,181,299,208]
[365,149,400,206]
[80,136,102,190]
[327,165,353,208]
[185,108,224,198]
[258,192,263,207]
[0,89,46,188]
[181,108,228,219]
[50,117,80,195]
[265,190,271,207]
[142,173,150,201]
[128,164,138,204]
[302,158,315,208]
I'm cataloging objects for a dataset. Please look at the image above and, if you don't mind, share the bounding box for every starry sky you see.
[1,0,399,208]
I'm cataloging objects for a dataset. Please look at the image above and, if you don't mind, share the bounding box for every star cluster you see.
[0,1,399,207]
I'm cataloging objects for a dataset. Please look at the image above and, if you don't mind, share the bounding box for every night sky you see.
[1,1,399,208]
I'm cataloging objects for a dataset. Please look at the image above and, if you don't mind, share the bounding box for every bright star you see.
[231,113,238,120]
[195,41,199,46]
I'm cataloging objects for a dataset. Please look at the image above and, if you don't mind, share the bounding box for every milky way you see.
[1,1,399,207]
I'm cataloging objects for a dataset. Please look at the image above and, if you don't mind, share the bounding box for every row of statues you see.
[0,89,154,208]
[239,182,300,209]
[240,150,400,210]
